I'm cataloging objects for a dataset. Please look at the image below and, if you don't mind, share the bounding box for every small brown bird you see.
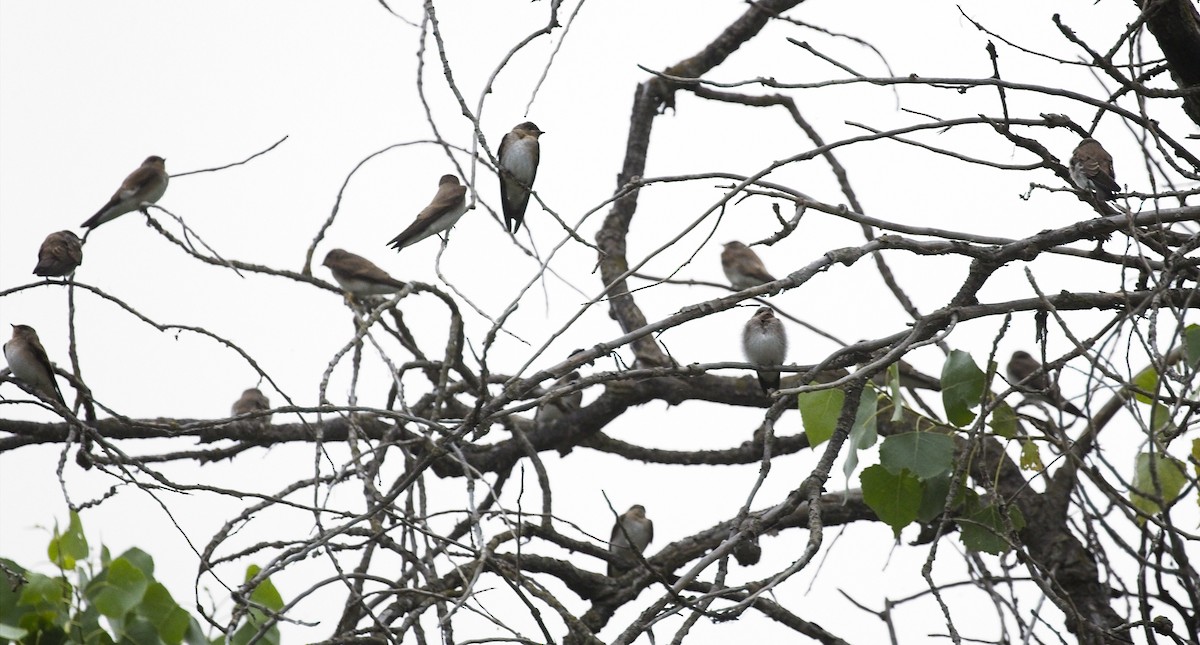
[742,307,788,393]
[721,241,776,290]
[1006,350,1083,417]
[497,122,544,234]
[4,324,65,406]
[231,388,271,424]
[33,231,84,277]
[81,156,169,229]
[1069,138,1120,201]
[387,175,469,252]
[608,504,653,577]
[535,349,585,428]
[323,249,407,297]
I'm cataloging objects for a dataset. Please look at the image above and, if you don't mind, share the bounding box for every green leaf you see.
[941,350,986,427]
[1019,440,1044,471]
[243,566,283,612]
[860,464,922,536]
[1131,367,1158,404]
[879,432,955,481]
[136,583,189,645]
[118,614,161,645]
[1183,324,1200,367]
[116,548,156,582]
[48,512,89,571]
[842,391,879,480]
[0,623,28,640]
[916,473,952,524]
[798,387,842,447]
[1130,452,1187,518]
[988,403,1018,440]
[960,501,1025,555]
[1149,404,1176,439]
[90,558,149,619]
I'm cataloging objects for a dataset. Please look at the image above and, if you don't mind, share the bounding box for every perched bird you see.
[33,231,84,277]
[81,156,169,230]
[1006,350,1083,417]
[4,324,65,406]
[742,307,788,393]
[231,388,271,424]
[497,122,544,234]
[721,241,776,290]
[608,504,653,577]
[1069,138,1120,201]
[323,249,407,297]
[535,349,585,428]
[386,175,469,251]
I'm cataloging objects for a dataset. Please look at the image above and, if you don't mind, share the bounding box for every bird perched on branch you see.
[33,231,83,277]
[323,249,407,298]
[742,307,787,393]
[1006,350,1083,417]
[387,175,469,252]
[535,349,585,429]
[497,122,544,234]
[232,388,271,425]
[721,241,776,290]
[4,324,65,406]
[81,156,168,230]
[1069,138,1120,201]
[608,504,653,577]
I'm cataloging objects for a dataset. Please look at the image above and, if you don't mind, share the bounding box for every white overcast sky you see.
[1,1,1192,643]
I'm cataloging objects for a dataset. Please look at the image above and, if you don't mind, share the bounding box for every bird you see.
[497,122,544,234]
[1069,138,1120,201]
[608,504,653,577]
[1006,350,1083,417]
[386,175,469,251]
[231,388,271,424]
[721,241,776,290]
[535,349,585,428]
[742,306,788,393]
[323,249,407,297]
[4,324,65,406]
[33,231,84,277]
[81,156,169,230]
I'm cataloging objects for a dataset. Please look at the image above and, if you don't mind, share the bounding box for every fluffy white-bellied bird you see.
[387,174,469,251]
[721,241,776,290]
[498,122,544,234]
[323,249,407,297]
[1006,350,1083,417]
[742,306,787,393]
[33,231,84,277]
[232,388,271,424]
[4,324,65,406]
[1069,138,1120,201]
[608,504,653,577]
[81,156,169,230]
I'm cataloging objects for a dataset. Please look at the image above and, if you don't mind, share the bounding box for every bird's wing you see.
[118,165,165,200]
[29,337,65,405]
[341,255,405,288]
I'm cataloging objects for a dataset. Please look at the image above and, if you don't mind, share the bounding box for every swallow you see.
[232,387,271,424]
[608,504,653,577]
[721,241,776,290]
[535,349,585,428]
[497,122,543,234]
[1069,138,1120,201]
[386,175,468,252]
[33,231,84,277]
[1006,350,1083,416]
[323,249,407,297]
[742,306,787,393]
[81,156,169,230]
[4,324,65,406]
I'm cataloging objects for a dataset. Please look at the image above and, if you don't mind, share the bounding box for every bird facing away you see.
[1069,138,1119,201]
[323,249,407,297]
[1006,350,1083,417]
[81,156,169,230]
[608,504,653,577]
[33,231,84,277]
[535,349,585,428]
[387,174,469,252]
[4,324,65,406]
[721,241,776,290]
[742,306,788,393]
[497,122,544,234]
[232,388,271,424]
